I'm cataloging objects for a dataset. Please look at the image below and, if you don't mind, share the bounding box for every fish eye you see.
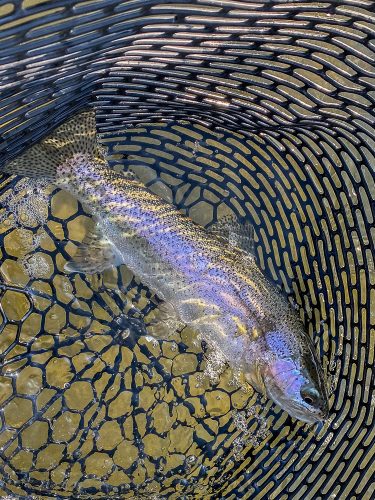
[300,386,320,406]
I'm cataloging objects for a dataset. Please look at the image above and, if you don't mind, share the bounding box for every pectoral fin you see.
[65,222,122,274]
[244,364,267,396]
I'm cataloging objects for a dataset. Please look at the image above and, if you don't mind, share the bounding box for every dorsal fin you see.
[2,110,105,180]
[208,215,255,256]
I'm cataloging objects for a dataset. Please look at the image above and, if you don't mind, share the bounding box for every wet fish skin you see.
[3,111,329,423]
[58,152,329,424]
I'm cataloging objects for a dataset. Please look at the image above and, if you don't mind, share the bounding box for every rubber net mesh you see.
[0,1,374,499]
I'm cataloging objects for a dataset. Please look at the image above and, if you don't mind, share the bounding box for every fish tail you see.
[0,109,105,180]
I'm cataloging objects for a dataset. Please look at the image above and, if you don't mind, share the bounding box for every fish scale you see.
[3,110,329,424]
[61,156,255,330]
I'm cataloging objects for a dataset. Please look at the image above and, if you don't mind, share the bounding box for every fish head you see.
[245,329,329,423]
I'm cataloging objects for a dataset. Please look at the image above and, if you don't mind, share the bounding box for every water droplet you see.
[122,329,130,339]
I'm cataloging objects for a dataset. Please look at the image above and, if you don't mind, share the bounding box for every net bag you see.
[0,1,374,499]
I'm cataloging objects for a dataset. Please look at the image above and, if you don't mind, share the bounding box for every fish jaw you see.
[241,328,329,423]
[261,358,329,423]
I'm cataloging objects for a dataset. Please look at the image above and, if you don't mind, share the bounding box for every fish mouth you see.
[284,402,328,424]
[263,370,329,424]
[267,390,328,424]
[265,383,329,424]
[244,363,328,423]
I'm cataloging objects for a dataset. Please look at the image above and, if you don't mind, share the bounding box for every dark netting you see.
[0,1,374,499]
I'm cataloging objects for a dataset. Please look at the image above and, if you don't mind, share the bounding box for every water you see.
[0,120,373,499]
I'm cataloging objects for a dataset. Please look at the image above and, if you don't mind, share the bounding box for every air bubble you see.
[20,253,50,279]
[1,179,50,228]
[201,347,227,384]
[231,407,269,459]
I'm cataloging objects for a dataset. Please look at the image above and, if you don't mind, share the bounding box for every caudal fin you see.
[1,109,105,180]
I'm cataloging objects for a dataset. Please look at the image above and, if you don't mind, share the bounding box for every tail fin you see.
[1,109,105,180]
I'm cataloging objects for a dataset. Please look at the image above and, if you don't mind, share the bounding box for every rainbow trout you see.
[4,110,328,423]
